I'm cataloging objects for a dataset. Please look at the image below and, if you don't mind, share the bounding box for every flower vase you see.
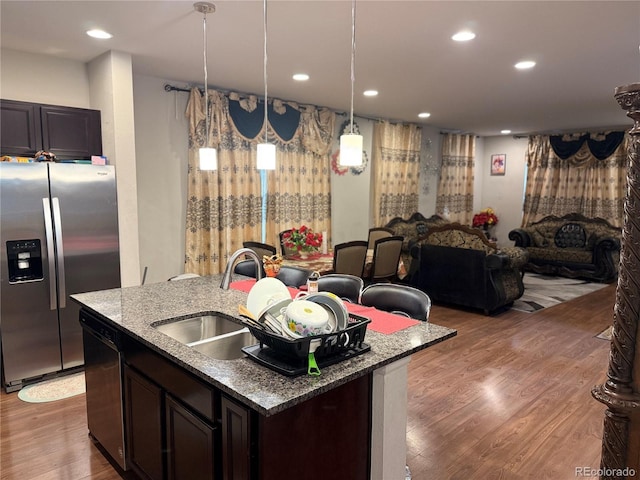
[299,251,309,260]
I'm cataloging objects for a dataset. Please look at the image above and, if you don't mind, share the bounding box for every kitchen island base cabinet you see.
[124,366,164,480]
[166,395,216,480]
[123,349,218,480]
[221,396,252,480]
[257,374,371,480]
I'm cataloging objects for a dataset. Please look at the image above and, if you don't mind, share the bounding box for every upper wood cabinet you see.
[1,99,102,160]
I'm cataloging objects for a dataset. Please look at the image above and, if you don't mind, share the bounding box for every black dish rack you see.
[241,313,371,376]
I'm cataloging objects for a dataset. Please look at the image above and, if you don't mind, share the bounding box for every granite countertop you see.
[71,275,456,416]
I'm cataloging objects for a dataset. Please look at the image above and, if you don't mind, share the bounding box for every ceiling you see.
[1,1,639,136]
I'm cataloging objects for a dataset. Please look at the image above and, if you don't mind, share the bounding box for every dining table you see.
[280,249,407,279]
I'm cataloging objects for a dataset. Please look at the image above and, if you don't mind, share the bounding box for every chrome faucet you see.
[220,248,263,289]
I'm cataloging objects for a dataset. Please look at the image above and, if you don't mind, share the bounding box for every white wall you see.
[132,75,190,284]
[1,49,91,107]
[475,136,528,247]
[417,125,442,215]
[330,114,374,246]
[88,51,141,287]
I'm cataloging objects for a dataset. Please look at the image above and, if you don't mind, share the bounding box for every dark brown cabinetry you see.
[124,365,164,480]
[113,331,371,480]
[166,395,216,480]
[0,99,101,159]
[221,396,252,480]
[123,339,218,480]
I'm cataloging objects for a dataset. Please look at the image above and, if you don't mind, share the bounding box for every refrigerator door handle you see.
[43,197,57,310]
[51,197,66,309]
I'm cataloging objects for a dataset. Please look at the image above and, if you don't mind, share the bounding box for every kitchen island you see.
[72,275,456,480]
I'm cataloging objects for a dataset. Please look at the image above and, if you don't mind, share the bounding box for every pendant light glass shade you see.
[199,147,217,170]
[340,0,362,167]
[257,143,276,170]
[340,133,363,166]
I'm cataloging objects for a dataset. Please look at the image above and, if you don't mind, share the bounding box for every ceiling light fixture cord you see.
[349,0,356,135]
[263,0,269,144]
[202,7,210,147]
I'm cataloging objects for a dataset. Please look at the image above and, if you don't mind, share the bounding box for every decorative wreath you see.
[331,150,348,175]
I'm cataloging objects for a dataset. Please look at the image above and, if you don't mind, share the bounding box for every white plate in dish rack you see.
[246,278,290,319]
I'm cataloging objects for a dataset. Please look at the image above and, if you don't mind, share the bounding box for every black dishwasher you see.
[80,310,129,471]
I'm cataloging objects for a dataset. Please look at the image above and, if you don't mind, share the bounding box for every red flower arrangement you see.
[472,208,499,228]
[283,225,323,253]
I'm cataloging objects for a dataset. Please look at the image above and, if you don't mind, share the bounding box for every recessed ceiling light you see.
[452,31,476,42]
[86,29,113,39]
[292,73,309,81]
[363,90,378,97]
[515,60,536,70]
[501,130,512,134]
[418,112,431,119]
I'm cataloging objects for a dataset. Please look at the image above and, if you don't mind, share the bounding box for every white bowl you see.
[283,300,329,337]
[304,292,348,331]
[246,278,290,318]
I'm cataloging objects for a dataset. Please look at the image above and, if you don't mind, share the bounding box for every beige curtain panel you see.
[435,133,475,225]
[372,121,422,226]
[522,133,627,227]
[185,88,334,275]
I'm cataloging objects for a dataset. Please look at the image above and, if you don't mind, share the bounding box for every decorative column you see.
[592,83,640,479]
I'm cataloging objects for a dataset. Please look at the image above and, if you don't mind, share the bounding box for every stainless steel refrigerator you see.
[1,162,120,392]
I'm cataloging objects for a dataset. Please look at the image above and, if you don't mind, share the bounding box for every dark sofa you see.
[408,223,528,315]
[384,212,450,277]
[508,213,621,283]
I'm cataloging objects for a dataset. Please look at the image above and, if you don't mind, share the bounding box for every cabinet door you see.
[124,365,164,480]
[221,395,252,480]
[166,394,216,480]
[0,100,42,156]
[40,105,102,159]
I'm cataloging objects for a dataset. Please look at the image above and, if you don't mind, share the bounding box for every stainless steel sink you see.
[152,313,255,360]
[153,314,244,344]
[191,329,256,360]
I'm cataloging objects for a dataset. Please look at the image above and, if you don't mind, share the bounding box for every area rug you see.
[512,273,608,313]
[17,371,85,403]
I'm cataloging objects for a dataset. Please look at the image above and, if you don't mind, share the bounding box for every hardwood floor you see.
[406,283,615,480]
[0,284,616,479]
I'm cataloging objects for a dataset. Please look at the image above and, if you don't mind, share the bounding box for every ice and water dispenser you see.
[6,240,43,283]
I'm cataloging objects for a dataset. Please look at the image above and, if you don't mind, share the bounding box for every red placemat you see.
[345,303,420,335]
[229,279,300,297]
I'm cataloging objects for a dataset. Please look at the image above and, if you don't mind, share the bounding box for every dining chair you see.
[332,240,368,277]
[366,235,404,283]
[360,283,432,321]
[234,259,260,278]
[317,274,364,303]
[276,266,312,288]
[366,227,394,250]
[242,241,277,260]
[278,230,298,257]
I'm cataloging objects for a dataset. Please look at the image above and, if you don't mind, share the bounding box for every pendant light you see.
[339,0,363,167]
[195,2,217,171]
[256,0,276,170]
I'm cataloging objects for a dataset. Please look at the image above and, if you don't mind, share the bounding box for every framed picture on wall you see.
[491,154,506,176]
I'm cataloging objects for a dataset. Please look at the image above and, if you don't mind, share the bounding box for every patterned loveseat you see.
[408,223,528,314]
[508,213,621,283]
[384,212,450,277]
